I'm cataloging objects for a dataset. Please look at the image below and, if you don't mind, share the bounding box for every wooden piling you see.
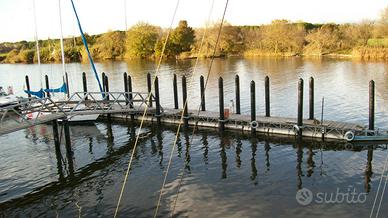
[250,80,256,134]
[45,75,50,98]
[369,80,375,131]
[155,76,161,125]
[127,75,135,120]
[200,75,206,111]
[65,72,70,98]
[309,77,314,120]
[219,77,225,132]
[182,75,189,128]
[235,75,240,114]
[147,73,152,107]
[102,72,106,92]
[265,76,270,117]
[25,75,31,98]
[104,75,111,121]
[297,78,304,136]
[82,72,88,100]
[173,74,179,109]
[124,72,129,105]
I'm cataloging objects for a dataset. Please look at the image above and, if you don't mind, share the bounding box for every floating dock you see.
[1,73,384,144]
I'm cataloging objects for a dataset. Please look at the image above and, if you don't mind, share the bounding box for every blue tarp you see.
[44,83,67,93]
[24,89,45,98]
[25,83,67,98]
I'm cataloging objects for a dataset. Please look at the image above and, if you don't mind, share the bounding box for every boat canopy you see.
[24,83,67,98]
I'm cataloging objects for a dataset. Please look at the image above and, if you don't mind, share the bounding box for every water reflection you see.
[0,122,387,217]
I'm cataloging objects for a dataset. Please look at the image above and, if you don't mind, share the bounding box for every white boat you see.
[0,87,20,108]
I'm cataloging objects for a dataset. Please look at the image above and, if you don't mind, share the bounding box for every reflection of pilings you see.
[264,140,271,172]
[106,121,114,153]
[236,138,242,168]
[184,131,191,172]
[63,119,74,176]
[365,147,373,193]
[250,138,258,184]
[220,138,227,179]
[202,132,209,164]
[156,128,164,166]
[296,140,303,190]
[52,120,60,149]
[52,119,64,181]
[307,145,315,177]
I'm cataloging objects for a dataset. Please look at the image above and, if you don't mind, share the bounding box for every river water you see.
[0,57,387,217]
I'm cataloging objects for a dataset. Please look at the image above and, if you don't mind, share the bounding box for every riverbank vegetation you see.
[1,6,387,63]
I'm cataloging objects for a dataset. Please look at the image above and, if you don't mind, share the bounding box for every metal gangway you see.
[0,92,159,136]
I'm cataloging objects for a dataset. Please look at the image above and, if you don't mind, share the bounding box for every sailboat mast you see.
[58,0,66,76]
[32,0,42,88]
[124,0,127,31]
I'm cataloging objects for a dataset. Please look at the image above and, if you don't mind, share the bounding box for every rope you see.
[58,0,66,77]
[113,1,181,217]
[153,0,229,217]
[70,0,104,94]
[32,0,42,89]
[370,150,388,218]
[171,1,230,215]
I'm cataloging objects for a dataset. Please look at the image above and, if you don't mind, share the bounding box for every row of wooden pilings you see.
[25,72,376,140]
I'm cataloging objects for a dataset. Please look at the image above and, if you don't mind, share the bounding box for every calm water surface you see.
[0,57,387,217]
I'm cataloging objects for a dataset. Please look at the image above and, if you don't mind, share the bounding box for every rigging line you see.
[113,0,181,217]
[376,173,388,218]
[32,0,42,89]
[152,0,216,216]
[58,0,66,78]
[369,150,388,218]
[171,1,229,216]
[375,150,388,218]
[70,0,104,94]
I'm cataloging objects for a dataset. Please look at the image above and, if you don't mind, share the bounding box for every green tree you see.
[93,31,126,60]
[125,22,160,58]
[155,20,195,58]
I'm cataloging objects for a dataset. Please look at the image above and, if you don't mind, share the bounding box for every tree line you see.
[1,6,387,63]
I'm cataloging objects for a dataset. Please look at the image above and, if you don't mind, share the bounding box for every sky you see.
[0,0,387,43]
